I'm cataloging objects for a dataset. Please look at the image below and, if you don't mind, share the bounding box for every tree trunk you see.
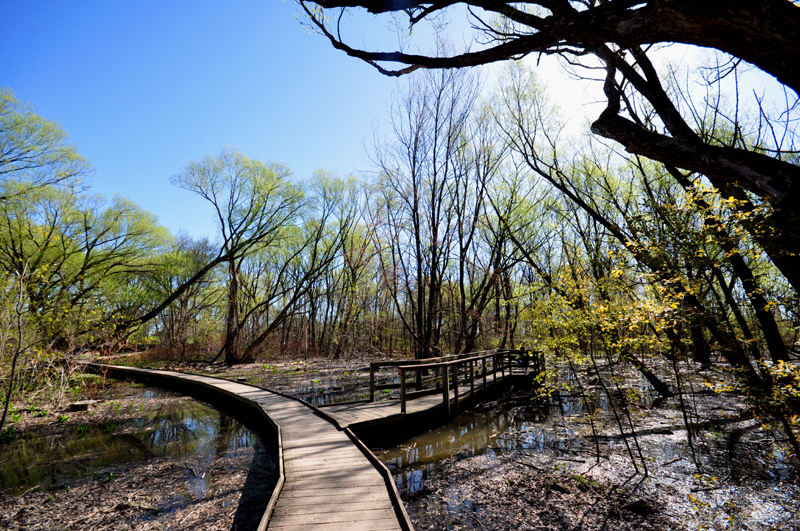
[224,259,241,364]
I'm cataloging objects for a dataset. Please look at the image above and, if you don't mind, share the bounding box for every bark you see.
[224,259,241,364]
[306,0,800,292]
[307,0,800,94]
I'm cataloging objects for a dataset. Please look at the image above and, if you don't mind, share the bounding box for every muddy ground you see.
[398,443,800,531]
[2,354,798,530]
[0,378,273,530]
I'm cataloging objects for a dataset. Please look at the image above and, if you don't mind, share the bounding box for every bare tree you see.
[170,147,304,363]
[299,0,800,293]
[370,64,479,357]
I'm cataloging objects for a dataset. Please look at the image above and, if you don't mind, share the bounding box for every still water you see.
[380,390,795,500]
[0,387,278,517]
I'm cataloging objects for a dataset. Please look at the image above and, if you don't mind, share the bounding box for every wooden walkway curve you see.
[85,363,412,531]
[321,370,506,430]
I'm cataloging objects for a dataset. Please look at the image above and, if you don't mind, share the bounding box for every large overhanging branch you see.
[303,0,800,94]
[591,112,800,204]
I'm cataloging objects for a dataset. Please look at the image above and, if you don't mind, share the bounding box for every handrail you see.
[369,349,522,401]
[398,351,505,371]
[395,350,522,415]
[371,350,496,368]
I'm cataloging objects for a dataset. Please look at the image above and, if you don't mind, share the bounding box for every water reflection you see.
[382,398,593,499]
[0,388,277,504]
[381,389,795,504]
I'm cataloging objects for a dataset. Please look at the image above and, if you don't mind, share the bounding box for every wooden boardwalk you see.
[321,371,505,430]
[86,363,410,531]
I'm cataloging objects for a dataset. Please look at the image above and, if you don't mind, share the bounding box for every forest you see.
[1,1,799,530]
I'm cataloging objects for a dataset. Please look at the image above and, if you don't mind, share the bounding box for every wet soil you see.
[0,379,277,530]
[69,354,800,530]
[376,382,800,531]
[402,451,682,531]
[393,442,800,530]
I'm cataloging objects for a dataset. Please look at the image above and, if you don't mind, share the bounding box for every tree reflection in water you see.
[0,386,278,529]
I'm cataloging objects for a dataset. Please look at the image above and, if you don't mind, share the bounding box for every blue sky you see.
[2,2,781,241]
[1,1,399,239]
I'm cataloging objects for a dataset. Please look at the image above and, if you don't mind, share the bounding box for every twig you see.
[555,457,586,463]
[515,459,542,471]
[17,484,40,498]
[66,508,98,528]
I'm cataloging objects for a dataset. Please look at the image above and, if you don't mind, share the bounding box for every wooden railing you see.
[369,349,524,416]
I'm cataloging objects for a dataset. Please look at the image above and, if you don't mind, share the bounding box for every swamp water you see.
[378,388,799,529]
[0,387,278,528]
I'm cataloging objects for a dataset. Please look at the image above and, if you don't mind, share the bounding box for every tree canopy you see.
[0,87,92,201]
[299,0,800,293]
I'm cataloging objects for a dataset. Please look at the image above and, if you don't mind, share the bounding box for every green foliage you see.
[0,87,92,199]
[0,427,16,444]
[0,174,170,348]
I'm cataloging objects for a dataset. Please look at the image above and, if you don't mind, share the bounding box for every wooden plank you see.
[271,500,394,516]
[276,486,384,499]
[270,508,397,526]
[269,518,401,531]
[281,476,388,490]
[85,363,411,531]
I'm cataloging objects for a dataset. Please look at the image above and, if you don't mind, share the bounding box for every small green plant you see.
[573,474,600,491]
[360,393,366,399]
[76,425,90,435]
[10,412,22,423]
[101,422,114,434]
[384,389,391,394]
[104,472,116,483]
[57,414,69,424]
[312,379,321,384]
[318,389,325,394]
[0,427,16,444]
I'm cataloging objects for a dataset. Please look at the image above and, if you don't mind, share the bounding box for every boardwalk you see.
[86,363,410,531]
[322,370,505,430]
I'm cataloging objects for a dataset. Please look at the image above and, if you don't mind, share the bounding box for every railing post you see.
[482,357,487,390]
[453,362,459,414]
[400,367,406,414]
[442,364,450,417]
[470,360,475,405]
[416,368,422,390]
[369,362,376,402]
[492,354,497,386]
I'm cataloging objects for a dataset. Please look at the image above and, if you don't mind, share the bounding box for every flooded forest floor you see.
[2,351,799,530]
[0,377,277,530]
[383,396,800,531]
[177,352,800,530]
